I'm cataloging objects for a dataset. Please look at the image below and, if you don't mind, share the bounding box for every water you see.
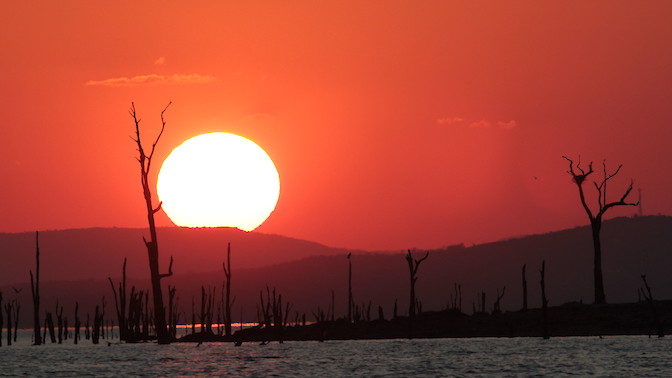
[1,332,671,376]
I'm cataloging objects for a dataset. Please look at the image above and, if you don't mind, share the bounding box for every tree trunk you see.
[522,264,528,311]
[0,292,4,347]
[30,231,41,346]
[541,261,549,339]
[223,243,232,337]
[74,302,80,344]
[347,254,353,323]
[591,219,606,304]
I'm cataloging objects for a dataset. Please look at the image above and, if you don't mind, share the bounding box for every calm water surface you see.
[1,332,671,376]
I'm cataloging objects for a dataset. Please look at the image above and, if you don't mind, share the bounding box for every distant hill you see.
[2,216,671,326]
[0,226,356,285]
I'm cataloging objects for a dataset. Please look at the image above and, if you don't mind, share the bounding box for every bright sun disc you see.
[157,132,280,231]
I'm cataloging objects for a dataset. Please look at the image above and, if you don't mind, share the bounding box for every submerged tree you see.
[109,258,128,341]
[130,103,174,344]
[222,243,233,337]
[540,261,549,339]
[405,250,429,320]
[29,231,41,345]
[521,264,528,312]
[562,156,638,304]
[347,253,354,323]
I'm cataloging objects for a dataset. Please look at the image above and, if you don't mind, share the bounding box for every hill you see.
[1,216,671,326]
[0,226,356,285]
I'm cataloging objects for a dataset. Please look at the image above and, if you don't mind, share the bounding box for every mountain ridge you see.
[1,216,671,325]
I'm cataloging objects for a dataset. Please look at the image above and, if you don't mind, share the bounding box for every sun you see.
[157,132,280,231]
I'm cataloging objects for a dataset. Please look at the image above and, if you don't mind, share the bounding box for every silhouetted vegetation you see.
[563,156,639,304]
[29,231,41,345]
[109,258,130,341]
[222,243,233,336]
[130,102,174,344]
[3,217,672,347]
[347,253,353,323]
[521,264,528,312]
[540,261,549,339]
[640,274,664,338]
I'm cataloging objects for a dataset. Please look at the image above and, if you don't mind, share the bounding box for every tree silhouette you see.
[562,156,638,304]
[29,231,41,345]
[130,102,174,344]
[405,250,429,320]
[222,243,233,337]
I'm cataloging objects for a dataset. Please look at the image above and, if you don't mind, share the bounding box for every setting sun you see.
[157,132,280,231]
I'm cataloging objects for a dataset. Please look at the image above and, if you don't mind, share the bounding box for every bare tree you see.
[130,103,174,344]
[640,275,663,338]
[29,231,41,345]
[405,250,429,320]
[109,258,128,341]
[562,156,638,304]
[347,252,354,323]
[540,261,549,339]
[521,264,528,311]
[222,243,233,337]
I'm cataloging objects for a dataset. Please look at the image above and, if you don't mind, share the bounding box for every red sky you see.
[1,1,671,251]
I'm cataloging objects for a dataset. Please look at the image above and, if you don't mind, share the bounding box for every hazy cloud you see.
[469,120,517,129]
[470,120,492,128]
[436,117,465,125]
[496,120,517,129]
[154,57,166,65]
[86,73,216,87]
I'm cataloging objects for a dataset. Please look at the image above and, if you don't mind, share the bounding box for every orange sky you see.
[1,1,671,251]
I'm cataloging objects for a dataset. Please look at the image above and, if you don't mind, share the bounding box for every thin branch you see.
[160,256,174,279]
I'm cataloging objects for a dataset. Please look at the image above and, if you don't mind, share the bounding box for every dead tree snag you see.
[30,231,41,345]
[130,102,174,344]
[222,242,233,337]
[562,156,638,304]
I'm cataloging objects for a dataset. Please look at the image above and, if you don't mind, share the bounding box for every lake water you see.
[1,331,671,376]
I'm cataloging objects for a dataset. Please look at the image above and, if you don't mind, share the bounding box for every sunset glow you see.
[157,132,280,231]
[1,1,671,250]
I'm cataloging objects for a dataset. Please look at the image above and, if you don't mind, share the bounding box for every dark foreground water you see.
[1,333,671,376]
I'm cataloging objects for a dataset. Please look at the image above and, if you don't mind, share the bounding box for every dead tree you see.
[522,264,528,312]
[109,258,128,341]
[130,102,174,344]
[222,243,233,337]
[29,231,42,345]
[347,253,353,323]
[12,300,19,343]
[92,305,101,344]
[45,311,56,343]
[56,302,64,344]
[168,285,177,340]
[74,302,81,344]
[540,261,549,339]
[493,286,506,314]
[0,292,3,347]
[406,250,429,320]
[331,290,335,322]
[448,283,462,313]
[640,275,664,338]
[563,156,638,304]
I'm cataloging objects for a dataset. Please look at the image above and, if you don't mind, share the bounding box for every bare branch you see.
[563,155,595,220]
[146,101,172,173]
[160,256,174,279]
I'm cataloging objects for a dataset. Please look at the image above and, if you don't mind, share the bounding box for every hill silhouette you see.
[2,216,671,326]
[0,226,355,285]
